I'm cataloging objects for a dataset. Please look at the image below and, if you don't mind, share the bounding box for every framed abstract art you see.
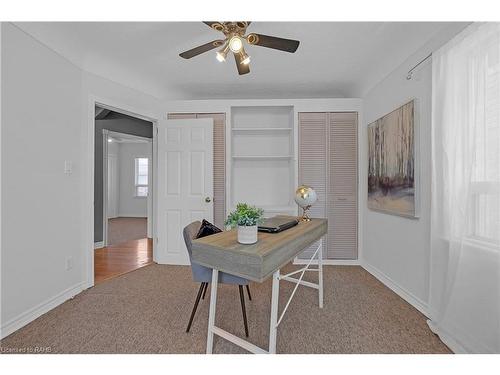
[367,100,418,218]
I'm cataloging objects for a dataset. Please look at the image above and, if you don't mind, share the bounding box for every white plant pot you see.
[237,225,258,244]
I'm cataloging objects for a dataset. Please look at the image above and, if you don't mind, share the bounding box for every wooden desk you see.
[192,217,327,354]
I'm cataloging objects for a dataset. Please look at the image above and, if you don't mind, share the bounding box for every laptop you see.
[258,216,299,233]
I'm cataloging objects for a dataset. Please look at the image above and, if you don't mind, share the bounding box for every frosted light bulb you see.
[229,36,243,53]
[216,51,226,62]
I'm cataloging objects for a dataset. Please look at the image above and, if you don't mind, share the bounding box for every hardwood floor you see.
[94,238,153,284]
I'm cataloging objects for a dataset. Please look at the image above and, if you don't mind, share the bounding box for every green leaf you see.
[224,202,264,228]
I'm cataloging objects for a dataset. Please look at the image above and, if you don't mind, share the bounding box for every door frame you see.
[84,95,159,288]
[102,130,153,247]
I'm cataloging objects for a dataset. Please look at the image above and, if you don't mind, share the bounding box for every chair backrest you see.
[183,221,201,258]
[183,221,213,283]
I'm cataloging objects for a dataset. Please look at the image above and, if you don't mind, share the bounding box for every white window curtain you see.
[430,22,500,353]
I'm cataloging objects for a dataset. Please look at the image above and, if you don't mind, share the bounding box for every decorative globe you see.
[294,185,317,221]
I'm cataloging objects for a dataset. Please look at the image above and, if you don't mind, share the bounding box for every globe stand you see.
[299,205,312,222]
[295,185,317,223]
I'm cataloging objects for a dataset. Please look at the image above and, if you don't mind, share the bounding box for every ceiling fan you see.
[179,22,300,75]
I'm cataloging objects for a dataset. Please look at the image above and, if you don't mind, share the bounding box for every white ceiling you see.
[16,22,457,100]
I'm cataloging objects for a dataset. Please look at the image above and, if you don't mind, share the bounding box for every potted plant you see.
[225,203,264,244]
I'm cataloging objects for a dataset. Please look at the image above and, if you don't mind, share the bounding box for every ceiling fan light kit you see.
[239,50,251,65]
[179,22,300,75]
[216,42,230,62]
[228,36,243,53]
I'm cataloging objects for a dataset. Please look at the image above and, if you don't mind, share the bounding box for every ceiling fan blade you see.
[234,52,250,75]
[179,40,225,59]
[246,33,300,53]
[203,21,225,32]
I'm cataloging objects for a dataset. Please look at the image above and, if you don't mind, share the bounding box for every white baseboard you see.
[361,260,429,317]
[1,282,85,339]
[116,214,147,218]
[293,258,360,266]
[427,319,496,353]
[94,241,104,249]
[427,320,468,353]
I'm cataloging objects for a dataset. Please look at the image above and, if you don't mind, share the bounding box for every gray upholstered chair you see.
[183,221,252,336]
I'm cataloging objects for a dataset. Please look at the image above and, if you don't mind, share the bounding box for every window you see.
[433,24,500,248]
[135,157,149,197]
[468,49,500,244]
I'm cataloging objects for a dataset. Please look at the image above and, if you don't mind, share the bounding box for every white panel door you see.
[167,112,226,229]
[157,119,213,265]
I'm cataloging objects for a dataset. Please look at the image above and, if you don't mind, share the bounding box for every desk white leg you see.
[269,269,280,354]
[206,269,219,354]
[318,238,323,308]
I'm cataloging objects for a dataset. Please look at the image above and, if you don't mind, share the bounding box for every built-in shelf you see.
[232,155,293,160]
[231,105,295,210]
[232,127,292,132]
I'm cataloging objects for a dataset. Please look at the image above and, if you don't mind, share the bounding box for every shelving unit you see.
[230,106,295,217]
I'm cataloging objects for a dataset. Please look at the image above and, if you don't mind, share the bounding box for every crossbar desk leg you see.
[268,269,280,354]
[318,238,324,308]
[206,269,219,354]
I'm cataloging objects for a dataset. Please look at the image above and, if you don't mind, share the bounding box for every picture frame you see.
[367,99,419,218]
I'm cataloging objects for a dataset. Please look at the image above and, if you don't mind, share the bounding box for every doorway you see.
[93,106,154,283]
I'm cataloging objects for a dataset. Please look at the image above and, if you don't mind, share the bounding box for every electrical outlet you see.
[65,257,73,271]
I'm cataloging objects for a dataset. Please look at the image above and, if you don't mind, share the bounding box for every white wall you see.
[1,23,84,337]
[117,142,151,217]
[360,23,469,314]
[1,22,164,338]
[362,62,432,312]
[80,57,164,284]
[107,138,120,155]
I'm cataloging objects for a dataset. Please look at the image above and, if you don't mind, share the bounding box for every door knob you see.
[205,197,212,203]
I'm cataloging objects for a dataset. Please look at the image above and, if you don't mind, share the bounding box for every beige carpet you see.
[107,217,147,246]
[0,264,451,354]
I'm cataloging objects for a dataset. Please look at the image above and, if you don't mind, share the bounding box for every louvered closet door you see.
[328,112,358,259]
[298,112,328,259]
[167,113,226,229]
[298,112,358,260]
